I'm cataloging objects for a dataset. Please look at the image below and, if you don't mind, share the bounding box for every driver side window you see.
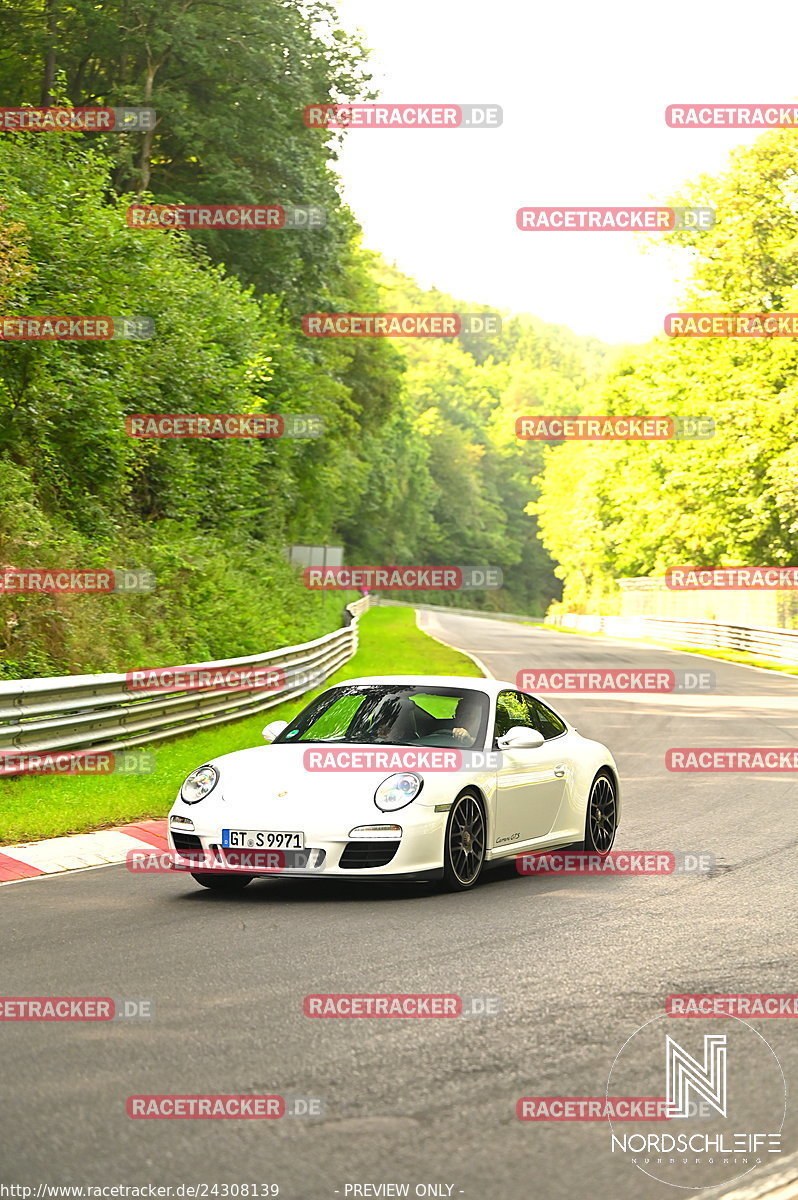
[493,690,536,742]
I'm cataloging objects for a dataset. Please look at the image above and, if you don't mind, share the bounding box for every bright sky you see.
[332,0,798,343]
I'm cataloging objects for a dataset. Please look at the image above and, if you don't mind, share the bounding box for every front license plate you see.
[222,829,304,850]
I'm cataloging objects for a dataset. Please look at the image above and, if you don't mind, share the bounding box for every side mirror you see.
[262,720,288,743]
[497,726,545,750]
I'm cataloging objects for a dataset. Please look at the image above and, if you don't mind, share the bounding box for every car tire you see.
[442,790,487,891]
[582,769,618,854]
[190,872,253,891]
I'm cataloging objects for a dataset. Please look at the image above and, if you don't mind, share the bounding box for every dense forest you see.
[0,0,796,677]
[539,131,798,615]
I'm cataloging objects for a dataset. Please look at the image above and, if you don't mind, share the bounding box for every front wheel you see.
[583,770,617,854]
[190,872,253,891]
[442,790,486,891]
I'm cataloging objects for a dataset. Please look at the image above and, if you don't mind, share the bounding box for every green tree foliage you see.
[0,133,370,675]
[0,0,610,675]
[535,129,798,613]
[343,260,609,613]
[0,0,371,312]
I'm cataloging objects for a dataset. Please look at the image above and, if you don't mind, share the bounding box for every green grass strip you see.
[0,606,482,844]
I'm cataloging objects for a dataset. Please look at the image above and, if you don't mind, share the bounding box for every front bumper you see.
[167,811,447,882]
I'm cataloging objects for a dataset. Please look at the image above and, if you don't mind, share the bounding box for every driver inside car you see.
[372,695,421,743]
[371,693,483,747]
[432,695,482,747]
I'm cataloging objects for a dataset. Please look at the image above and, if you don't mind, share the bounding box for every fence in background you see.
[548,612,798,666]
[616,574,798,629]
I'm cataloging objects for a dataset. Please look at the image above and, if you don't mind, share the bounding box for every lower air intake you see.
[338,841,399,869]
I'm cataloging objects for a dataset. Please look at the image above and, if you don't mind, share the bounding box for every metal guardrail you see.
[0,596,370,771]
[375,599,544,624]
[548,612,798,665]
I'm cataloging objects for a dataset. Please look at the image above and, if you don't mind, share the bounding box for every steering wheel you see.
[419,731,468,747]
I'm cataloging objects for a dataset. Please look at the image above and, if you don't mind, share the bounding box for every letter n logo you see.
[665,1034,727,1118]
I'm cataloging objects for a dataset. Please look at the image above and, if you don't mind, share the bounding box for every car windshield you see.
[274,684,490,750]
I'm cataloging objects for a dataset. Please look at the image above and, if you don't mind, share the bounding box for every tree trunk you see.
[40,0,58,105]
[137,56,161,195]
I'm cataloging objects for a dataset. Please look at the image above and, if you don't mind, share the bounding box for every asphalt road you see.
[3,611,798,1199]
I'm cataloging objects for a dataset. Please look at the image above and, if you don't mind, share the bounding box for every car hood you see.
[192,741,480,816]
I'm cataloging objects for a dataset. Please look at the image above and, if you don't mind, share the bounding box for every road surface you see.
[2,611,797,1198]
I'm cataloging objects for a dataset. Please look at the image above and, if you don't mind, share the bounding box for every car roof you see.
[335,675,516,694]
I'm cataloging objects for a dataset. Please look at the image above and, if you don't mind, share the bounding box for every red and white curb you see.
[0,819,168,885]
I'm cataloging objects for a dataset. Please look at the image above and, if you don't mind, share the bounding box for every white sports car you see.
[167,675,620,893]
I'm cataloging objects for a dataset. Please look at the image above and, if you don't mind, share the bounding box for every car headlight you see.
[374,772,422,813]
[180,764,219,804]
